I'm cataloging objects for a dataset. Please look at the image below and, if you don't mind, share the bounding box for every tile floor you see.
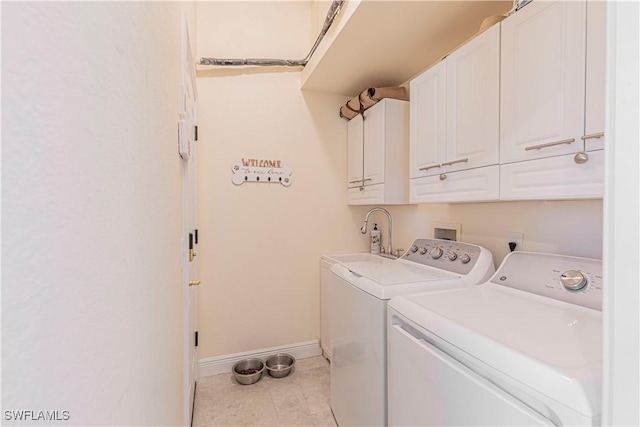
[193,356,337,427]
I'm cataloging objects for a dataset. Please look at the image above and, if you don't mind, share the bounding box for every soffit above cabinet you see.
[301,0,513,96]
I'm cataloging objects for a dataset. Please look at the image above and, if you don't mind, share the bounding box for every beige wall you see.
[379,200,603,267]
[196,1,365,358]
[196,1,603,359]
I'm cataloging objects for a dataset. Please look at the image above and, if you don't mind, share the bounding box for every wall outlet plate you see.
[434,222,462,241]
[507,231,524,252]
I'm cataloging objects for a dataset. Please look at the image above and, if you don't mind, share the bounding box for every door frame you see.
[602,1,640,424]
[180,15,199,427]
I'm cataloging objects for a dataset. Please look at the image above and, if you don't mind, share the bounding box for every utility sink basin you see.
[322,253,385,264]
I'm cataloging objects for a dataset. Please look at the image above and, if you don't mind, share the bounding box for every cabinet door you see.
[584,0,606,151]
[347,184,384,205]
[347,114,363,188]
[500,150,604,200]
[500,1,586,163]
[446,24,500,173]
[363,101,385,186]
[410,61,446,178]
[410,166,499,203]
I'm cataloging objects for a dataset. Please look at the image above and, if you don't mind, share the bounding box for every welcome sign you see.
[232,158,292,186]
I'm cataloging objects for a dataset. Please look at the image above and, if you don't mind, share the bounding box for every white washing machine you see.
[387,251,603,426]
[329,238,494,427]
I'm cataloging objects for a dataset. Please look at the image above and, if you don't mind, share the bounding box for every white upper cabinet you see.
[410,24,500,203]
[584,0,606,152]
[445,23,500,174]
[410,60,446,179]
[499,0,605,201]
[500,1,587,163]
[411,25,500,179]
[347,99,409,205]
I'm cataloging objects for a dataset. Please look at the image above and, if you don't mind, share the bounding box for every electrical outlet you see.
[507,232,524,252]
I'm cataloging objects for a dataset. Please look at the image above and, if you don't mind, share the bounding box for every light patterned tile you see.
[295,356,330,370]
[194,356,332,427]
[309,409,338,427]
[269,381,309,419]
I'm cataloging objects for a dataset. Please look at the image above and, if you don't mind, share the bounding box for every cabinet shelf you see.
[300,0,512,96]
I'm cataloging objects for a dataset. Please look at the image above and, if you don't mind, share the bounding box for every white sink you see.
[322,253,384,264]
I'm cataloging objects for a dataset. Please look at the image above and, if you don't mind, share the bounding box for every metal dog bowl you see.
[232,358,265,385]
[265,353,296,378]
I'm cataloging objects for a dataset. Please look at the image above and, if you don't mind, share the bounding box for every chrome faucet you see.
[360,207,395,259]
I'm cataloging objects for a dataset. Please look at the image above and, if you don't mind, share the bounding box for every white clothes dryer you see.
[387,251,603,426]
[329,238,494,427]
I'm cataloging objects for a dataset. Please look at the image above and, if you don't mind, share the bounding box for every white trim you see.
[602,1,640,425]
[198,340,323,378]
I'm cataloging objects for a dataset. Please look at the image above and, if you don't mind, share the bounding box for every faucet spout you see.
[361,207,393,257]
[360,222,368,234]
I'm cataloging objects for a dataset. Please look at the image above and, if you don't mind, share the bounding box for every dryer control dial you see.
[460,254,471,264]
[560,270,588,291]
[410,245,419,253]
[448,252,458,261]
[429,247,444,259]
[419,246,428,255]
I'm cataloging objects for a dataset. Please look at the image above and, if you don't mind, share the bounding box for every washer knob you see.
[460,254,471,264]
[448,252,458,261]
[560,270,588,291]
[410,245,419,253]
[429,247,444,259]
[419,246,428,255]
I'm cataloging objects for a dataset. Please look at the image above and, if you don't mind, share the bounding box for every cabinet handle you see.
[581,132,604,141]
[419,163,441,172]
[524,138,575,151]
[439,173,447,181]
[350,178,371,185]
[441,158,469,167]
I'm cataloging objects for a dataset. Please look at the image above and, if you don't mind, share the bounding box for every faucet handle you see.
[395,248,405,257]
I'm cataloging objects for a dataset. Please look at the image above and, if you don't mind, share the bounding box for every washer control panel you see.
[402,239,484,276]
[490,252,603,310]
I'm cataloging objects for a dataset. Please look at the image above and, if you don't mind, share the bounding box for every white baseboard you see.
[198,340,322,378]
[321,342,332,362]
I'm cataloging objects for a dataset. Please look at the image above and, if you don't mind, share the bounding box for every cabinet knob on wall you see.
[439,174,447,181]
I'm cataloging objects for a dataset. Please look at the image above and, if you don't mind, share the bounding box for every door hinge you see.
[194,229,198,245]
[194,125,198,142]
[189,233,196,262]
[195,331,198,347]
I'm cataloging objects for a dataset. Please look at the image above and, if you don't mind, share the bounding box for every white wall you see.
[195,1,603,361]
[2,2,195,425]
